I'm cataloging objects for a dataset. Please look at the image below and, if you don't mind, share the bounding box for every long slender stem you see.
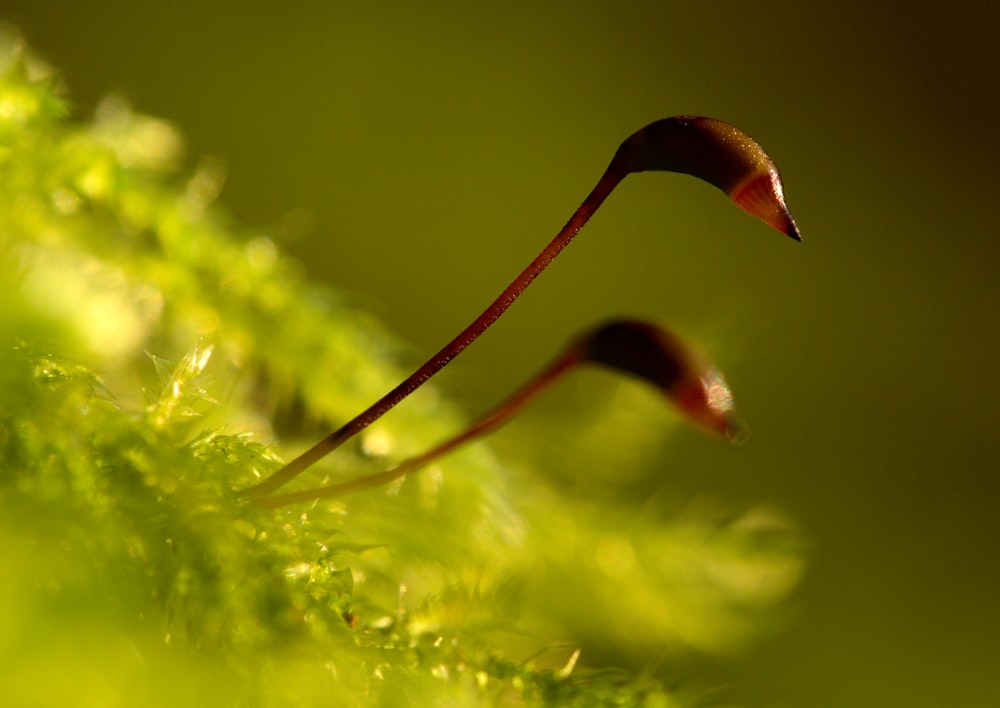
[255,350,580,508]
[244,163,627,498]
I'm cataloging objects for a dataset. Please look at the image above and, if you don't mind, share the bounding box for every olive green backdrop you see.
[6,2,998,706]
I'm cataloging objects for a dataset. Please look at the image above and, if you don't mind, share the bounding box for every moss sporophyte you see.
[245,116,800,507]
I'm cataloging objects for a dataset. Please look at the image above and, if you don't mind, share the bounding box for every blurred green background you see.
[5,1,998,705]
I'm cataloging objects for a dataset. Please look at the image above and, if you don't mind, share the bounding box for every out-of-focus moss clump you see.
[0,32,803,706]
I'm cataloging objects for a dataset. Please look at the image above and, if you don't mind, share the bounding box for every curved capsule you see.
[610,116,800,240]
[575,319,743,440]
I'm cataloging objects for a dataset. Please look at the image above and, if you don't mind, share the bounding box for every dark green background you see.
[6,2,998,705]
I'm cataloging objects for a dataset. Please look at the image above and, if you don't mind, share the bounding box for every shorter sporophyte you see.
[245,116,800,504]
[258,319,746,508]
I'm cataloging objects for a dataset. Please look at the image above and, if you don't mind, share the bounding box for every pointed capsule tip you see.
[729,171,801,242]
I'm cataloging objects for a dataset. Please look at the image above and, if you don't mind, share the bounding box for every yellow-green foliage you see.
[0,33,803,706]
